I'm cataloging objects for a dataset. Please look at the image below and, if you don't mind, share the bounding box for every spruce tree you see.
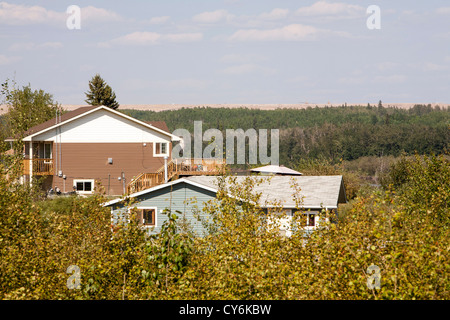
[85,74,119,110]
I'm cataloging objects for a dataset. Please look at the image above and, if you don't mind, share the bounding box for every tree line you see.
[121,104,449,166]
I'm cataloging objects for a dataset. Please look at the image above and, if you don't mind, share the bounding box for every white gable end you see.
[32,109,171,143]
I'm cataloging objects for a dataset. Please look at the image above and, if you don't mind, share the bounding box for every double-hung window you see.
[154,142,169,157]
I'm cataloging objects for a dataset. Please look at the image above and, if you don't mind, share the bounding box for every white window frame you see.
[43,142,52,163]
[304,211,320,230]
[132,206,158,228]
[73,179,95,194]
[153,142,169,157]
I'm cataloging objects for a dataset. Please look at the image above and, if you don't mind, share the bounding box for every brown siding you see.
[50,142,171,195]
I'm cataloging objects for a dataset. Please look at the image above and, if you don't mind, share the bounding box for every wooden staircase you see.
[126,158,225,194]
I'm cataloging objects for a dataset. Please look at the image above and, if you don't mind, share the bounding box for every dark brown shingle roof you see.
[144,121,170,133]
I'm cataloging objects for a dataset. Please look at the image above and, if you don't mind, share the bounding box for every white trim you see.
[73,179,95,194]
[153,141,169,157]
[22,106,181,142]
[130,206,158,228]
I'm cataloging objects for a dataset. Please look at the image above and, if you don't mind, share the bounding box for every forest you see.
[121,103,449,166]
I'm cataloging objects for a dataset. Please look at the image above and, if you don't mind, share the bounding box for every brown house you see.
[7,105,182,196]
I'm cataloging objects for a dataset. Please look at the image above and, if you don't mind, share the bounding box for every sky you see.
[0,0,449,105]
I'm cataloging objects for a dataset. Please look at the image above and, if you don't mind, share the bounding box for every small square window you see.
[154,142,168,156]
[76,182,84,191]
[137,208,156,226]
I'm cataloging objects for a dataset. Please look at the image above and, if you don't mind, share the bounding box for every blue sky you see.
[0,1,449,105]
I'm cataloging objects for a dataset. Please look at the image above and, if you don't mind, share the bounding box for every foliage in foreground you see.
[0,155,448,299]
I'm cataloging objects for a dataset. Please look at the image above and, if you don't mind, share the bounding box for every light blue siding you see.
[111,182,217,236]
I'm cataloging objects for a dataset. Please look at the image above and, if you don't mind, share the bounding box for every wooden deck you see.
[23,159,53,176]
[127,158,225,194]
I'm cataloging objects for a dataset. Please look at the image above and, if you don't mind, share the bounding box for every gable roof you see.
[103,177,218,207]
[185,175,346,209]
[104,175,347,209]
[8,105,179,141]
[6,106,98,140]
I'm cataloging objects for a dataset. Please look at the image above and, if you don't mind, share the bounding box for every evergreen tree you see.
[85,74,119,110]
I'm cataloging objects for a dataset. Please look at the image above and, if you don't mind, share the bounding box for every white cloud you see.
[376,62,399,72]
[164,33,203,43]
[192,9,234,23]
[100,32,160,47]
[296,1,364,17]
[9,41,63,51]
[99,31,203,47]
[0,54,21,65]
[229,24,327,42]
[338,76,367,85]
[221,63,276,75]
[258,8,289,20]
[373,75,407,84]
[220,53,267,64]
[0,2,64,25]
[148,16,170,24]
[80,6,123,23]
[40,41,64,49]
[423,62,448,72]
[227,23,354,42]
[122,78,209,92]
[0,2,122,26]
[436,7,450,14]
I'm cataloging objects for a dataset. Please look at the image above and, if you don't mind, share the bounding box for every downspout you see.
[164,156,168,183]
[29,138,33,187]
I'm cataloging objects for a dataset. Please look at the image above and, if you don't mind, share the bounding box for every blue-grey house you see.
[103,175,347,237]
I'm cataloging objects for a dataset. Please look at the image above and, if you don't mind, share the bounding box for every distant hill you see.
[2,103,449,115]
[62,103,450,112]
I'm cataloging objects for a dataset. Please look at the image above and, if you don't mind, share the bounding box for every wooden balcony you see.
[127,158,225,194]
[23,158,53,176]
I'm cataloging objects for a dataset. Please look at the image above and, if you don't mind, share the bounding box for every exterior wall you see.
[50,142,171,195]
[111,182,217,236]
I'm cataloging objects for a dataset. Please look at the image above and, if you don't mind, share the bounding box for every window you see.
[154,142,169,157]
[307,214,316,227]
[43,143,52,164]
[74,179,94,193]
[136,208,156,226]
[44,143,52,159]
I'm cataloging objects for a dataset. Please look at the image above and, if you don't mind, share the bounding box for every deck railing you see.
[127,158,225,194]
[23,159,53,175]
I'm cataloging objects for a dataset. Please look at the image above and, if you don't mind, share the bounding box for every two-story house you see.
[6,105,183,195]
